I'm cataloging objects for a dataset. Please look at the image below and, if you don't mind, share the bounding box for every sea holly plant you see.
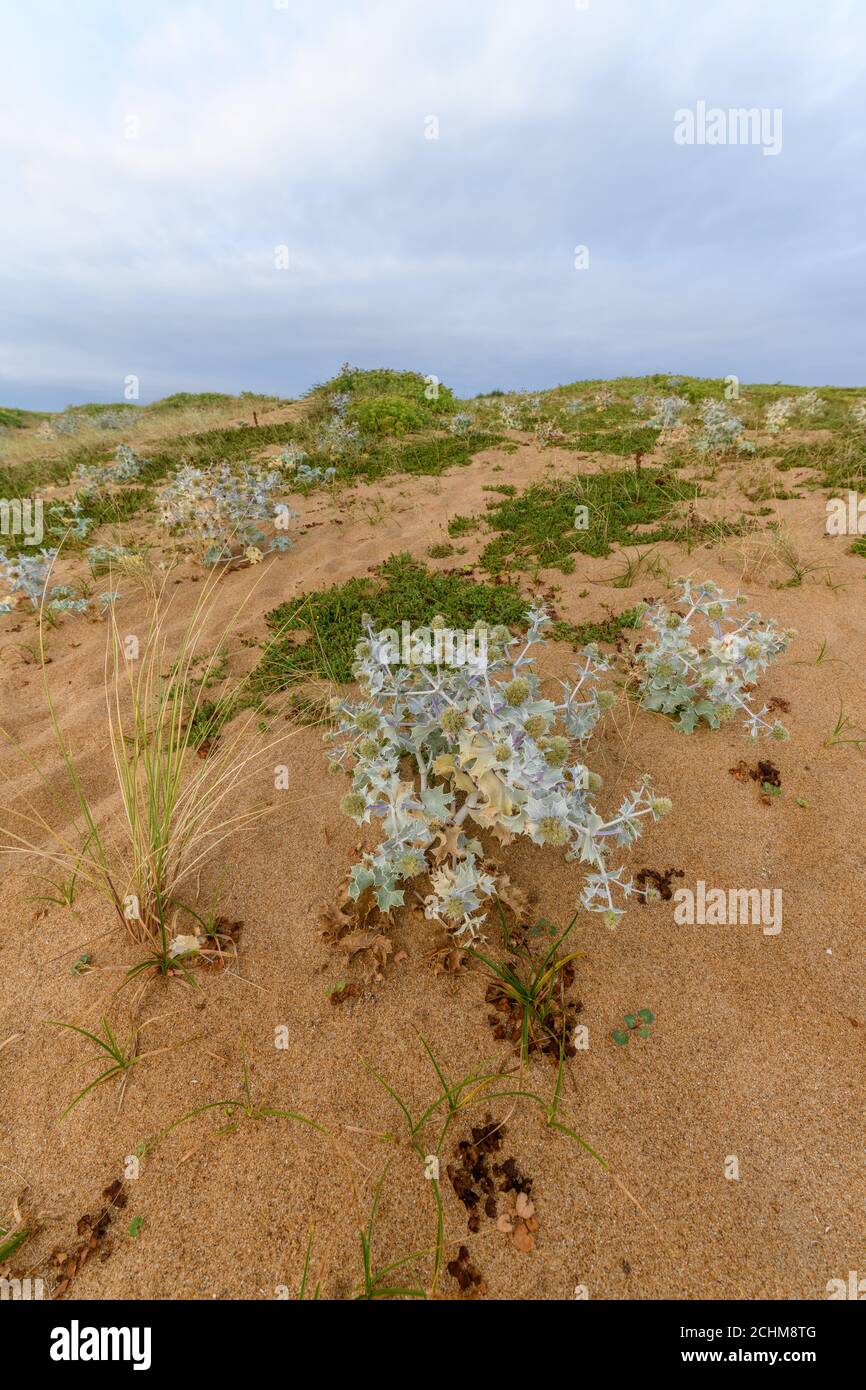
[75,442,148,492]
[157,462,296,563]
[449,412,474,437]
[644,396,688,440]
[48,496,93,540]
[327,605,672,939]
[0,548,88,616]
[695,400,753,455]
[764,397,796,433]
[634,579,793,738]
[278,444,335,486]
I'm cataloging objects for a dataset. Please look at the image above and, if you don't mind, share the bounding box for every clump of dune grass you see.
[0,560,303,969]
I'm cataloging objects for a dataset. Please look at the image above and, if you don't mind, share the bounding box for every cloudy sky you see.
[1,0,863,409]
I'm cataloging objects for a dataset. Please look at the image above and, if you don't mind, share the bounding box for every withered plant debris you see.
[50,1177,128,1298]
[319,872,395,987]
[447,1116,538,1252]
[446,1244,486,1294]
[729,758,782,803]
[634,866,684,902]
[426,941,470,976]
[328,981,361,1006]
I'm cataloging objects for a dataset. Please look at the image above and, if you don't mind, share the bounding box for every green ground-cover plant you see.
[348,395,429,436]
[551,606,644,648]
[476,470,699,573]
[0,406,47,430]
[611,1008,655,1045]
[340,430,499,483]
[254,553,527,689]
[564,426,661,455]
[312,365,456,415]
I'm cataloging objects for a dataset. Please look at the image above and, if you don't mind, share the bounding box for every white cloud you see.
[0,0,864,405]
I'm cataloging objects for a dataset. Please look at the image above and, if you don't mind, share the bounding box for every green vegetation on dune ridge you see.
[143,390,282,414]
[330,431,500,484]
[311,365,456,411]
[473,469,702,574]
[0,406,49,430]
[253,553,528,688]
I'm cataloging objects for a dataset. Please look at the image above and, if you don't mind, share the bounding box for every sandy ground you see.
[1,432,865,1300]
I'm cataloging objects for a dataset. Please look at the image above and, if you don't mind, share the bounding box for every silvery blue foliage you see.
[317,414,362,457]
[695,400,752,454]
[328,605,670,938]
[45,585,89,614]
[536,420,567,448]
[75,443,147,492]
[636,580,793,738]
[86,543,132,570]
[328,392,352,417]
[0,548,88,615]
[279,444,334,485]
[97,409,133,431]
[48,496,92,540]
[280,443,307,469]
[157,462,295,562]
[498,402,522,429]
[449,412,474,436]
[850,400,866,428]
[53,413,80,436]
[296,463,336,484]
[645,397,688,435]
[764,398,795,433]
[798,390,824,418]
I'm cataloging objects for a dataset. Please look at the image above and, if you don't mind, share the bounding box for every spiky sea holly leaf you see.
[348,865,375,900]
[421,785,454,821]
[375,884,405,913]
